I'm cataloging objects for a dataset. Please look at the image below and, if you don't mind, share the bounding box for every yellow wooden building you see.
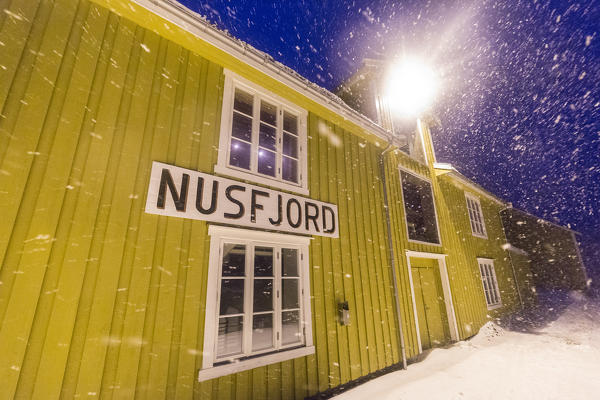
[0,0,586,399]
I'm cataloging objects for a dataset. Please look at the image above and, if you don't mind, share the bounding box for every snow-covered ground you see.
[335,291,600,400]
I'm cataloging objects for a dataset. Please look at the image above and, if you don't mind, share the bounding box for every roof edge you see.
[502,207,581,235]
[127,0,392,143]
[434,162,509,206]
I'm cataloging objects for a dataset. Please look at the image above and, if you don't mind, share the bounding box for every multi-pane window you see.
[465,193,487,238]
[400,170,441,245]
[218,72,307,193]
[478,258,502,309]
[212,235,309,364]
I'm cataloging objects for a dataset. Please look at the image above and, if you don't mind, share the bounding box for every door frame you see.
[406,250,460,354]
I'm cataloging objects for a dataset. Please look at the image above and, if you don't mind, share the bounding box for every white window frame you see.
[477,258,502,310]
[199,225,313,381]
[398,167,442,246]
[215,69,309,195]
[465,192,487,239]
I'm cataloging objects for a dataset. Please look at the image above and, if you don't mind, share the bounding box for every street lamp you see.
[383,57,438,118]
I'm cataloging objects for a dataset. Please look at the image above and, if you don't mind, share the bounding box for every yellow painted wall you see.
[0,1,399,398]
[0,0,531,399]
[436,176,523,319]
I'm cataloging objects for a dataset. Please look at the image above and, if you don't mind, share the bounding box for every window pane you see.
[282,248,298,277]
[283,111,298,135]
[282,279,299,310]
[230,139,251,170]
[490,269,499,303]
[220,279,244,315]
[233,89,253,116]
[222,244,245,276]
[252,313,273,351]
[217,316,243,357]
[401,171,439,244]
[259,123,276,150]
[231,112,252,142]
[257,149,276,177]
[283,133,298,158]
[282,156,298,183]
[260,101,277,126]
[254,246,273,277]
[282,310,301,345]
[253,279,273,312]
[476,208,483,224]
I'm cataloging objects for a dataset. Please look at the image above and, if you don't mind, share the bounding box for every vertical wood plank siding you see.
[384,128,522,356]
[0,2,399,398]
[0,1,525,398]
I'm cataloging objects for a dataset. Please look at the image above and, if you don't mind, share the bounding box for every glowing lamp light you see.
[384,58,438,117]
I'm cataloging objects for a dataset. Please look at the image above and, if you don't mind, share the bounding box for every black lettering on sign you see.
[305,202,320,232]
[224,185,246,219]
[250,189,270,223]
[286,198,302,228]
[196,177,218,215]
[157,169,189,212]
[268,195,283,226]
[322,205,336,234]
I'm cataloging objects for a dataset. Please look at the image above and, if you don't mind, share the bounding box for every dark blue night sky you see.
[180,0,600,278]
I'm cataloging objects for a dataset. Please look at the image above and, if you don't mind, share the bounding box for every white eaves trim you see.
[132,0,392,143]
[434,162,508,206]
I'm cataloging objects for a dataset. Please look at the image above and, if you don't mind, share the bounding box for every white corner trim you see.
[198,346,315,382]
[438,257,460,341]
[416,119,429,165]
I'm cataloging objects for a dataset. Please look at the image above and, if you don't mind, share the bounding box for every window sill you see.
[407,238,442,247]
[214,164,309,196]
[487,303,502,310]
[471,233,488,239]
[198,346,315,382]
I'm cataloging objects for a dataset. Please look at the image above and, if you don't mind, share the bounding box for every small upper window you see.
[400,169,440,245]
[477,258,502,309]
[465,193,487,238]
[216,71,308,194]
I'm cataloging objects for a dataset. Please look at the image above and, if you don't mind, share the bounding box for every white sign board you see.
[145,162,339,238]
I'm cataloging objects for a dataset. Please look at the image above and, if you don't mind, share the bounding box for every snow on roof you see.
[505,207,580,235]
[434,162,509,206]
[144,0,391,142]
